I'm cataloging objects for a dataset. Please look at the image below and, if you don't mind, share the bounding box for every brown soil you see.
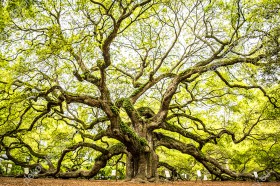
[0,177,279,186]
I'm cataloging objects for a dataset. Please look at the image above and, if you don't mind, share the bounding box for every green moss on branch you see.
[130,84,146,97]
[110,105,120,115]
[120,122,148,150]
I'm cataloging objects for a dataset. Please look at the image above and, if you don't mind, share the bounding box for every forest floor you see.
[0,177,279,186]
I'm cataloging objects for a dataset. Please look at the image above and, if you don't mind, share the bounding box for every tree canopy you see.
[0,0,279,182]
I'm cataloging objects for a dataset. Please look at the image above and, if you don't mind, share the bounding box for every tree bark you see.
[125,150,158,182]
[124,128,159,182]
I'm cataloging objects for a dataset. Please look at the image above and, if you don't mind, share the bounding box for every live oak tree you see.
[0,0,280,182]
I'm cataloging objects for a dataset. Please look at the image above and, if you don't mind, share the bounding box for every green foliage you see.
[97,59,106,69]
[0,0,279,181]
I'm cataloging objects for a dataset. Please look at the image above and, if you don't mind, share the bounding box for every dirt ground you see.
[0,177,279,186]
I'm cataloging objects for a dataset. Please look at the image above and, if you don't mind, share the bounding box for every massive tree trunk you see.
[122,115,159,182]
[125,149,158,182]
[112,105,160,182]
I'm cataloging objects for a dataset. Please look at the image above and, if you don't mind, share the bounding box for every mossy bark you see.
[125,150,158,181]
[125,130,158,182]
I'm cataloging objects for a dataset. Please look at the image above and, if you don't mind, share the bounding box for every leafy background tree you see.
[0,0,279,182]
